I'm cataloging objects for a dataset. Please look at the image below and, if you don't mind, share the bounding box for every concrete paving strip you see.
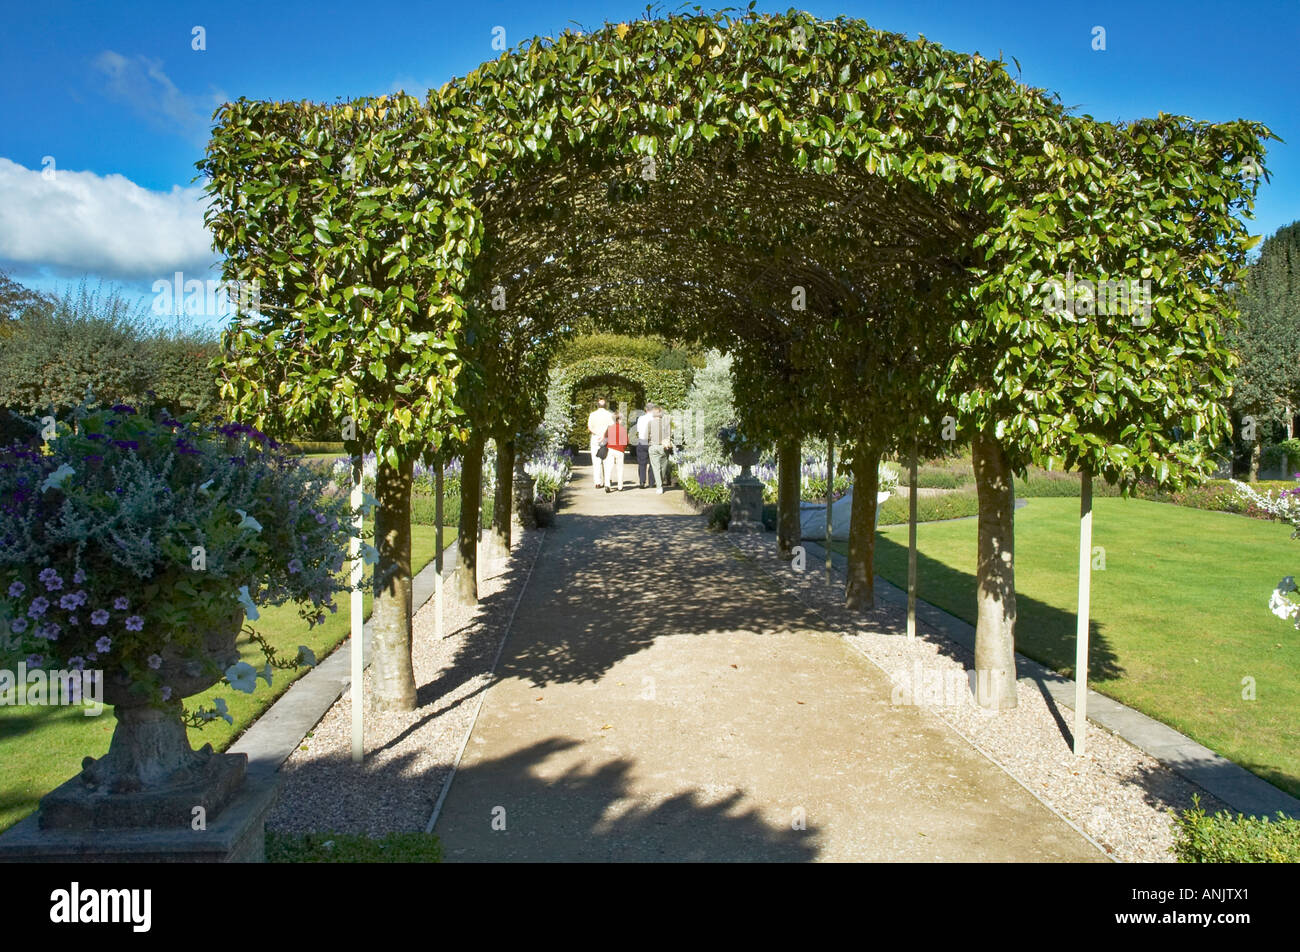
[431,470,1107,862]
[801,538,1300,821]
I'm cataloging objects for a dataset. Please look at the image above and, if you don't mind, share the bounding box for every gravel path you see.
[728,532,1227,863]
[266,532,544,836]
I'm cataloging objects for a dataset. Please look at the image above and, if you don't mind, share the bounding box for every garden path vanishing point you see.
[431,460,1104,862]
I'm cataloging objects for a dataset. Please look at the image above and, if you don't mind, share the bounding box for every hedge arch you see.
[544,354,690,448]
[204,8,1272,713]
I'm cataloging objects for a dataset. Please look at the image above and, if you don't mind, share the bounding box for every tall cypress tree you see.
[1229,221,1300,474]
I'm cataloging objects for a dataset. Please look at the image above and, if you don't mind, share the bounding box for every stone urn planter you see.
[728,446,765,532]
[41,611,248,831]
[0,398,354,860]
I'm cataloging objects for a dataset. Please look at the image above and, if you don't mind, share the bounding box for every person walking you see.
[646,405,672,494]
[602,412,630,492]
[587,398,615,488]
[635,401,657,489]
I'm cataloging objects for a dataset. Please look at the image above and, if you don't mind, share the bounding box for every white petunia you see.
[41,464,76,493]
[360,543,380,565]
[224,662,258,693]
[236,585,260,621]
[297,645,317,667]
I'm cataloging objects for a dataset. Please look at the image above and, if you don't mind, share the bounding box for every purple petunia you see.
[95,636,112,653]
[7,581,24,598]
[67,656,85,671]
[25,654,43,668]
[90,609,110,626]
[36,623,59,641]
[110,404,136,415]
[68,615,78,626]
[72,569,85,585]
[147,654,162,670]
[113,597,129,611]
[160,686,172,701]
[287,558,303,574]
[27,596,49,618]
[124,615,144,632]
[10,617,28,634]
[39,568,63,591]
[59,593,81,611]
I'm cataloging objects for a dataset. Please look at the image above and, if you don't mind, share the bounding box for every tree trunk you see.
[370,453,417,712]
[776,437,801,560]
[455,431,484,605]
[491,432,515,558]
[844,440,882,610]
[972,430,1018,710]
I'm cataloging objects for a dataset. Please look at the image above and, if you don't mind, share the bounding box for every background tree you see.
[1228,220,1300,474]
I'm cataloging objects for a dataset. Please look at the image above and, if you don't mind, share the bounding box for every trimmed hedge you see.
[878,491,981,524]
[1172,798,1300,863]
[286,441,345,455]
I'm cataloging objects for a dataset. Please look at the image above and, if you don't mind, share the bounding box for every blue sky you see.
[1,0,1295,328]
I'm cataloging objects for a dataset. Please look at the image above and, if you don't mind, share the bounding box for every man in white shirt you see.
[586,398,615,488]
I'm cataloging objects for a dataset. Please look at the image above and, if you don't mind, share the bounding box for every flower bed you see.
[676,451,894,508]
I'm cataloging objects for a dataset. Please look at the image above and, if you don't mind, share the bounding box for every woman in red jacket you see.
[603,413,630,492]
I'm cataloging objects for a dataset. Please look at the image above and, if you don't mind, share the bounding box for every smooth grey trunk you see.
[776,438,801,560]
[972,430,1018,710]
[455,431,484,604]
[370,454,417,712]
[490,433,515,558]
[844,441,881,610]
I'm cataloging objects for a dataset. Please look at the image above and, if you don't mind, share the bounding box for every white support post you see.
[825,440,835,582]
[435,462,444,640]
[908,441,918,640]
[1074,470,1093,757]
[350,456,364,765]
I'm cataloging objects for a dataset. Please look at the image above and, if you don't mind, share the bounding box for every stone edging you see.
[801,538,1300,821]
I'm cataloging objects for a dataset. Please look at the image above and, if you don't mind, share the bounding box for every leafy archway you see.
[203,8,1271,712]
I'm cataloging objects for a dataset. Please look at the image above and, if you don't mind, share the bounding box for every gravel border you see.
[727,531,1229,863]
[265,530,545,837]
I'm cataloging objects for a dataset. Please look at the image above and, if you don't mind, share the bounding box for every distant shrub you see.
[1172,797,1300,863]
[878,491,981,525]
[266,831,443,863]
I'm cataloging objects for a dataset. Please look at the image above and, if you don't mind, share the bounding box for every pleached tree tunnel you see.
[202,9,1272,713]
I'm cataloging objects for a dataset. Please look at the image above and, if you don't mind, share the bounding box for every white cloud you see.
[92,50,226,142]
[0,158,215,281]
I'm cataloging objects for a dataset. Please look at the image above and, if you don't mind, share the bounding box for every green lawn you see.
[0,524,455,834]
[834,497,1300,797]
